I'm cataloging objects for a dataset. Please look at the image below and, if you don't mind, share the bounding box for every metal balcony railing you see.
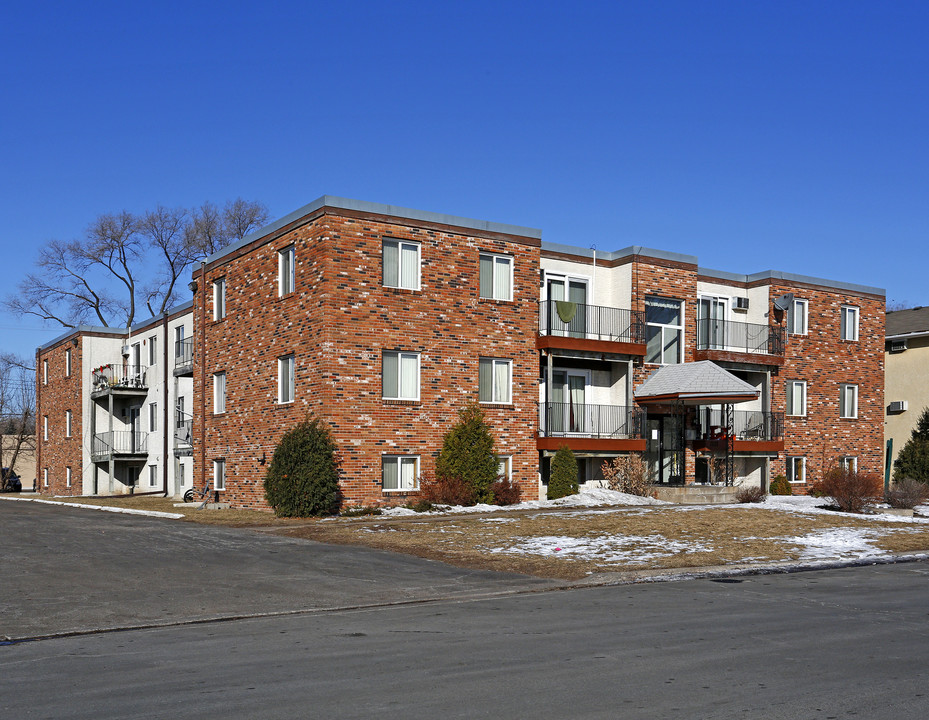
[175,337,193,373]
[174,418,193,445]
[91,364,148,393]
[92,431,149,459]
[540,402,645,439]
[539,300,645,344]
[695,409,784,442]
[695,318,786,356]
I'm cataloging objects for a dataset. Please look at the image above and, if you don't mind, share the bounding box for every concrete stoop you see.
[653,485,741,504]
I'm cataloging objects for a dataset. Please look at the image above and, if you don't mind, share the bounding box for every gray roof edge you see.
[742,269,884,296]
[541,242,698,266]
[886,330,929,340]
[204,195,543,266]
[36,300,195,352]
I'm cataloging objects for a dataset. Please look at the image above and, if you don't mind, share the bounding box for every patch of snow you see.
[785,528,889,561]
[487,533,712,564]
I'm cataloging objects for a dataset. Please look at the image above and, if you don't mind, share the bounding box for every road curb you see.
[0,495,184,519]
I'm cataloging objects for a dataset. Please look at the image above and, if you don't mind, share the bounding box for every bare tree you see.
[6,198,268,329]
[0,354,35,487]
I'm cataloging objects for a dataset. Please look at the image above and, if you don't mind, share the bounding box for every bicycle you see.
[183,481,212,504]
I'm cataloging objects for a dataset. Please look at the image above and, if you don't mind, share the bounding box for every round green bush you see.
[548,445,579,500]
[769,475,792,496]
[264,416,340,517]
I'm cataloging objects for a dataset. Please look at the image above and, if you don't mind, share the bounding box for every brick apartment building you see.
[35,196,885,507]
[35,304,195,497]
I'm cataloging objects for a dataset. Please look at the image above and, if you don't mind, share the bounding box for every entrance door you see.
[547,277,588,337]
[646,414,684,484]
[697,296,727,349]
[128,406,142,453]
[551,370,588,434]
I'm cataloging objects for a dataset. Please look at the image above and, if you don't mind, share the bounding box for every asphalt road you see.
[3,501,929,719]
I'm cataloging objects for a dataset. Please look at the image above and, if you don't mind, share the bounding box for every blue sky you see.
[2,1,927,361]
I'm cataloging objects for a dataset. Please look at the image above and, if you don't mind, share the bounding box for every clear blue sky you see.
[2,1,927,361]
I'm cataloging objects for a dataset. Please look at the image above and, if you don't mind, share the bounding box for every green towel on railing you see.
[556,300,577,323]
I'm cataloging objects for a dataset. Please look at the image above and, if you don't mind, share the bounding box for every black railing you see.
[91,364,148,392]
[540,402,645,439]
[695,409,784,442]
[695,318,785,355]
[539,300,645,343]
[92,431,148,459]
[175,338,193,372]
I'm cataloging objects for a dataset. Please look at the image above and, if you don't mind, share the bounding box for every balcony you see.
[538,300,646,356]
[91,431,149,461]
[693,409,784,452]
[174,418,193,457]
[91,364,149,398]
[694,319,785,366]
[538,402,646,452]
[174,338,193,376]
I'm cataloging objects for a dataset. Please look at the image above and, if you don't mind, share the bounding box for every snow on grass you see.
[379,487,667,517]
[785,528,890,561]
[487,533,712,564]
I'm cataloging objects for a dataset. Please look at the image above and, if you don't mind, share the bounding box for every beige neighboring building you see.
[885,307,929,478]
[2,435,35,487]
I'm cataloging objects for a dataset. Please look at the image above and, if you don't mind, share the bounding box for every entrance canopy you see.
[635,361,759,406]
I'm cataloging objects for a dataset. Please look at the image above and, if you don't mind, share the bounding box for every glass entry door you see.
[697,296,727,349]
[646,414,684,485]
[547,277,588,337]
[550,370,587,434]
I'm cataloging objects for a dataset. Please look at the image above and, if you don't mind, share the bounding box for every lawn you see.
[18,491,929,580]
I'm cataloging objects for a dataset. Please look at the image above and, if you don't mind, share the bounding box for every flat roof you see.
[205,195,544,267]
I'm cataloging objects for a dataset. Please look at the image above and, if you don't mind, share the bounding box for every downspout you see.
[34,347,41,493]
[199,261,206,498]
[162,310,169,497]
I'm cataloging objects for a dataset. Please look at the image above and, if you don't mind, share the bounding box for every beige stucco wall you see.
[2,435,35,486]
[885,335,929,475]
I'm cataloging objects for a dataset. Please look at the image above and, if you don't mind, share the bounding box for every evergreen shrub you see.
[548,445,579,500]
[435,403,498,504]
[263,415,340,517]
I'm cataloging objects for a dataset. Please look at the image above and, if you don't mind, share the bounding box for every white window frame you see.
[66,467,72,488]
[787,298,808,336]
[278,246,295,296]
[839,456,858,473]
[43,468,48,487]
[840,384,858,419]
[645,296,684,365]
[65,410,72,437]
[213,372,226,414]
[787,456,806,484]
[147,336,156,366]
[149,465,158,488]
[382,351,420,401]
[65,349,72,377]
[498,455,512,481]
[213,277,226,320]
[213,459,226,491]
[382,455,419,492]
[479,253,513,301]
[479,357,512,404]
[149,402,158,432]
[43,415,48,441]
[278,354,295,404]
[382,239,421,290]
[43,359,48,385]
[840,305,859,341]
[786,380,807,417]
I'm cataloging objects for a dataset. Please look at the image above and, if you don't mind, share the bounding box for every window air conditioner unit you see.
[733,297,749,310]
[888,401,908,413]
[889,339,907,353]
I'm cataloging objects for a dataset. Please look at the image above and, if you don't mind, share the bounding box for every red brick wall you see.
[36,339,83,495]
[771,284,885,492]
[194,210,541,509]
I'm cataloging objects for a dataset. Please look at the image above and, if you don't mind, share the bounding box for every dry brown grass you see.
[29,496,929,580]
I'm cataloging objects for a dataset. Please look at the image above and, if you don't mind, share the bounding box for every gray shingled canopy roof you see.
[886,307,929,337]
[635,361,760,405]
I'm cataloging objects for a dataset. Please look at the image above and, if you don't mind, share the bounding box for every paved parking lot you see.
[0,500,556,640]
